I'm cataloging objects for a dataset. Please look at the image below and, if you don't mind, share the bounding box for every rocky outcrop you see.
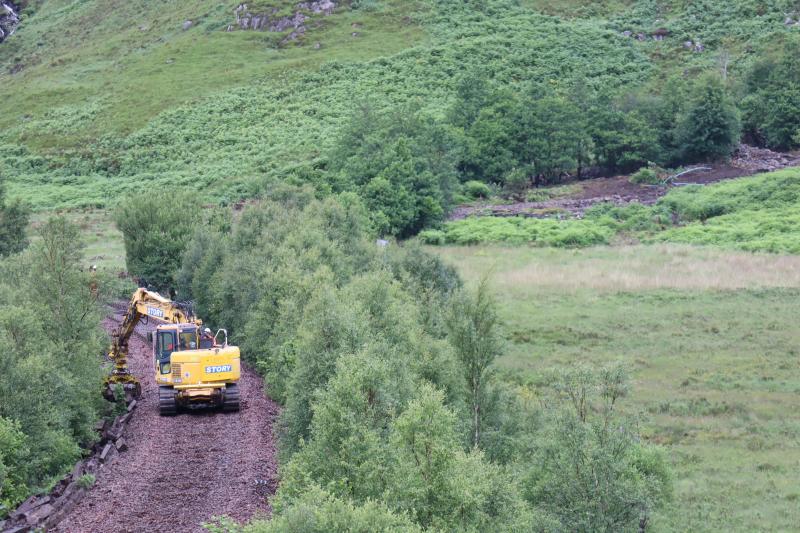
[0,1,21,43]
[228,1,337,42]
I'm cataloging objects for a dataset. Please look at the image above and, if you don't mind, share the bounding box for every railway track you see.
[52,310,281,532]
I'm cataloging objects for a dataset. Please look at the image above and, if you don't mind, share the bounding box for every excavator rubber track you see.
[159,386,178,416]
[222,384,240,412]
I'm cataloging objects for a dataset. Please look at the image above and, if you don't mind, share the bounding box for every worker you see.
[200,327,215,349]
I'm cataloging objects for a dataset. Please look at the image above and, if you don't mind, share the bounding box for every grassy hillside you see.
[1,0,797,210]
[436,244,800,532]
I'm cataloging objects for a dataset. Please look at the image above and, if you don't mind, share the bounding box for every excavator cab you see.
[154,326,199,374]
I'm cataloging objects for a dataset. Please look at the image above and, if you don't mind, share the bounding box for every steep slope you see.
[0,0,797,211]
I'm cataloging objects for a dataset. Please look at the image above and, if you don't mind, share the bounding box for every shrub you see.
[76,473,96,489]
[247,486,422,533]
[425,216,614,247]
[523,366,672,531]
[629,167,660,185]
[463,180,492,200]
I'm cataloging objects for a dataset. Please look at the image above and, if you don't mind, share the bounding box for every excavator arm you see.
[104,288,200,401]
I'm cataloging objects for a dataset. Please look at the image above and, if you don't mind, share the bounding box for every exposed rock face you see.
[230,1,337,42]
[0,0,21,43]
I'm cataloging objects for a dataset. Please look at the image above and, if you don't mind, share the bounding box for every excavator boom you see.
[104,288,200,401]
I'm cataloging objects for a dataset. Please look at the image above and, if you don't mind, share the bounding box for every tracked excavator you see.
[105,288,241,415]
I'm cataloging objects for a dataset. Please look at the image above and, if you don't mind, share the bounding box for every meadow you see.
[435,244,800,532]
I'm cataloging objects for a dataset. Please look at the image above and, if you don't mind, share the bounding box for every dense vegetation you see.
[168,187,671,531]
[423,168,800,254]
[0,217,107,516]
[1,1,798,236]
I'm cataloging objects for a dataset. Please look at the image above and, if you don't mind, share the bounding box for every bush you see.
[629,167,660,185]
[463,180,492,200]
[523,366,672,531]
[424,216,614,247]
[247,486,422,533]
[76,473,96,489]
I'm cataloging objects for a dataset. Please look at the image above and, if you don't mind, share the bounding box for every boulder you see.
[100,442,117,463]
[182,20,193,30]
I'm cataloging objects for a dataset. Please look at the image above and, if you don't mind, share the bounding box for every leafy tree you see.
[742,36,800,150]
[523,365,672,532]
[329,104,459,237]
[0,217,104,514]
[115,191,200,290]
[243,486,422,533]
[589,97,661,173]
[675,74,741,163]
[0,178,29,258]
[446,279,500,449]
[386,384,538,532]
[511,88,585,185]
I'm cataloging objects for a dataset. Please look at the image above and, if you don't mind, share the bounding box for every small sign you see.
[205,365,232,374]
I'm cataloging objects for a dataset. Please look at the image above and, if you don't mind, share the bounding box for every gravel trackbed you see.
[53,315,281,533]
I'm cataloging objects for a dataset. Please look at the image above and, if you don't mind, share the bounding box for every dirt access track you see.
[52,313,280,533]
[450,145,800,220]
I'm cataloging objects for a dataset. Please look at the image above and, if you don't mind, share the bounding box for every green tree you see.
[386,384,537,532]
[243,486,422,533]
[742,36,800,150]
[675,74,741,163]
[0,217,104,513]
[0,178,29,258]
[523,366,672,532]
[329,105,458,237]
[115,191,200,290]
[446,279,500,449]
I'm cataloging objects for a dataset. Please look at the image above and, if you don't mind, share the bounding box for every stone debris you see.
[232,1,337,42]
[731,144,800,172]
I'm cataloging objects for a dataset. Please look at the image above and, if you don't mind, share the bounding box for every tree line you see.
[299,35,799,239]
[121,188,672,532]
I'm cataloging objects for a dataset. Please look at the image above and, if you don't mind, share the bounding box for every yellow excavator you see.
[105,288,241,415]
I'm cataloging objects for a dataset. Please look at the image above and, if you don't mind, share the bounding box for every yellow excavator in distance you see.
[105,288,241,416]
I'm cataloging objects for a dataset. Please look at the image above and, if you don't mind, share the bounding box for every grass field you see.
[434,244,800,532]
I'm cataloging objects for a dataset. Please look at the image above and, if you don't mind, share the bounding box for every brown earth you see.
[52,314,280,533]
[450,146,800,220]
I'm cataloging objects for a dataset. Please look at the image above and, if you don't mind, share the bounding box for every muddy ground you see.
[450,147,800,220]
[53,314,280,533]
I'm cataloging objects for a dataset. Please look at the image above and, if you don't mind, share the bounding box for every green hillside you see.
[1,0,798,213]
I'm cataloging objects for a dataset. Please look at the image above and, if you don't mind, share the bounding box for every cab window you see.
[156,331,176,363]
[179,328,198,351]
